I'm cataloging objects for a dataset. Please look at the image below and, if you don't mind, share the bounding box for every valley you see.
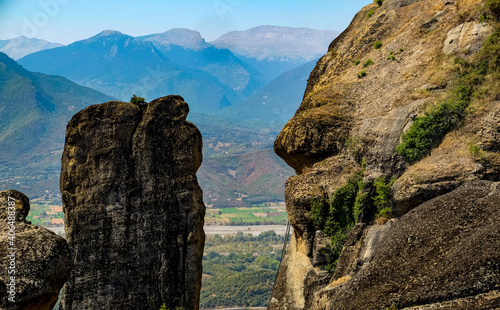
[2,1,499,310]
[0,25,334,211]
[0,24,335,310]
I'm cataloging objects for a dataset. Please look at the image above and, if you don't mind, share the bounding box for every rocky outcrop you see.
[310,180,500,309]
[60,95,205,310]
[0,190,72,310]
[270,0,500,309]
[442,21,492,55]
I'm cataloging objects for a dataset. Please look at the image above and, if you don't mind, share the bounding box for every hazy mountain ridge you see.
[0,52,114,196]
[211,25,339,79]
[0,36,62,60]
[137,29,269,96]
[18,30,244,113]
[216,59,318,124]
[144,41,269,99]
[211,26,339,61]
[2,25,332,208]
[17,26,337,114]
[138,28,210,51]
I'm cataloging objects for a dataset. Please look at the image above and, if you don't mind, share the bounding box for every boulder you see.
[0,190,71,310]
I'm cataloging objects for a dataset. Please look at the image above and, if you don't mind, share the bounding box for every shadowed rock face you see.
[310,180,500,310]
[0,190,72,310]
[60,95,205,310]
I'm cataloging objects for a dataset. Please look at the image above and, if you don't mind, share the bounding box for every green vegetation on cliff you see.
[130,94,146,106]
[485,0,500,21]
[311,169,366,273]
[396,84,472,162]
[397,26,500,162]
[373,176,395,223]
[311,162,397,273]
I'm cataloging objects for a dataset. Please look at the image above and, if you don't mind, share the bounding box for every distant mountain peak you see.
[0,37,62,60]
[211,25,339,62]
[96,30,124,37]
[79,30,158,55]
[138,28,209,51]
[89,30,132,42]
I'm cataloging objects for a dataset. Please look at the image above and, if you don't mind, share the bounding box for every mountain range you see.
[18,30,247,114]
[138,29,269,100]
[1,25,336,206]
[217,59,318,124]
[211,26,338,79]
[0,52,114,196]
[0,36,62,60]
[16,26,337,117]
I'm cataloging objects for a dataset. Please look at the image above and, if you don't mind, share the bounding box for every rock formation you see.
[60,95,205,310]
[270,0,500,309]
[0,190,72,310]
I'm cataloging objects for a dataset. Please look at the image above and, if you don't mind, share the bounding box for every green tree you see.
[373,176,392,211]
[130,94,146,106]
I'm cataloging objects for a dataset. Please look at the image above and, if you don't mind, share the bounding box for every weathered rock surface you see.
[443,22,492,55]
[60,95,205,310]
[383,0,425,10]
[270,0,500,309]
[310,180,500,309]
[0,190,72,310]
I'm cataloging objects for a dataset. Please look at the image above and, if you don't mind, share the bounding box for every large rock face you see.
[310,180,500,309]
[270,0,500,309]
[60,95,205,310]
[0,190,72,310]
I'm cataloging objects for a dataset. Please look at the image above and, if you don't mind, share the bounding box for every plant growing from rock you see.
[311,168,367,273]
[373,176,395,224]
[363,59,374,67]
[396,85,471,162]
[130,94,146,106]
[397,27,500,162]
[345,136,369,163]
[485,0,500,21]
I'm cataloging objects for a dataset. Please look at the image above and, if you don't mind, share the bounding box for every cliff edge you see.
[60,95,205,310]
[271,0,500,309]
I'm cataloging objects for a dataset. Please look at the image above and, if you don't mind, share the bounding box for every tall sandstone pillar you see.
[60,95,205,310]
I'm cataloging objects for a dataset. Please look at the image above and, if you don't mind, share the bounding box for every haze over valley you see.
[0,26,339,218]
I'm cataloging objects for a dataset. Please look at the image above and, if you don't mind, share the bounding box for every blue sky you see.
[0,0,372,44]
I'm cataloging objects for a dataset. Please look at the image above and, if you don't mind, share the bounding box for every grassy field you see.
[25,196,64,227]
[205,202,287,225]
[27,199,287,229]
